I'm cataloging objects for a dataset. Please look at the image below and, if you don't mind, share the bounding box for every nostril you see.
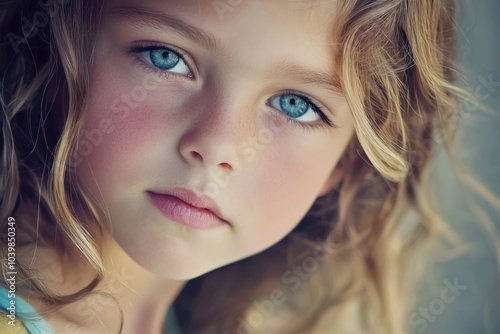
[190,151,203,162]
[218,162,233,171]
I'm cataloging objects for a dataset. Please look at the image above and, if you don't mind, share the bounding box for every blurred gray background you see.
[412,1,500,333]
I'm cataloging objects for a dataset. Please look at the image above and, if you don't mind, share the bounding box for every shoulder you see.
[0,312,29,334]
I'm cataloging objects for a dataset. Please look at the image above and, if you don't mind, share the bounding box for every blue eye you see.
[138,47,191,76]
[269,93,321,123]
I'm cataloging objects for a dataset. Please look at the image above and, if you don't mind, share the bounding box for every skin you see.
[25,0,355,333]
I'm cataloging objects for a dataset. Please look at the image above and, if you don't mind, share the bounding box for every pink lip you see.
[146,188,228,229]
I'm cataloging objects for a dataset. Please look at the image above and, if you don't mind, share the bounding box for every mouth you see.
[146,188,229,230]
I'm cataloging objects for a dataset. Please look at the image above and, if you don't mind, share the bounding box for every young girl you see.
[0,0,487,333]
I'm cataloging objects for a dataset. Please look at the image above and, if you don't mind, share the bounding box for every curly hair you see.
[0,0,482,333]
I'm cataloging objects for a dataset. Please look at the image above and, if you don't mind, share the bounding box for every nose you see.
[178,96,252,172]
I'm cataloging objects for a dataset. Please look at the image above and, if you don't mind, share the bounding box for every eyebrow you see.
[270,61,342,96]
[111,5,221,53]
[110,5,343,96]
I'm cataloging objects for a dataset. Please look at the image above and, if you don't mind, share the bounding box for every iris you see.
[279,94,309,118]
[149,49,180,70]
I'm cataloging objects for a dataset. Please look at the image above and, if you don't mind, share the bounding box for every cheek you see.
[78,94,152,184]
[76,43,194,185]
[75,72,180,197]
[233,134,342,256]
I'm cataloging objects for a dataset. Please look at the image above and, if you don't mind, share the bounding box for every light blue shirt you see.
[0,285,56,333]
[1,285,182,333]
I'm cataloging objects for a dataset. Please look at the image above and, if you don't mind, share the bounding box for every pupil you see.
[162,51,169,58]
[290,99,296,106]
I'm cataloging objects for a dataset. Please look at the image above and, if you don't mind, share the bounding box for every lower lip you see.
[147,192,227,229]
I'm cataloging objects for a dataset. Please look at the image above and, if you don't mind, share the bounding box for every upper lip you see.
[147,187,227,222]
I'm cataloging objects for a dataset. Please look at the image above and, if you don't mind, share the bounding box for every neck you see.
[93,233,187,333]
[21,232,186,334]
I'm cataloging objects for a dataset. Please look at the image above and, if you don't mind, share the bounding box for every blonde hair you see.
[0,0,494,333]
[175,1,470,332]
[0,0,106,308]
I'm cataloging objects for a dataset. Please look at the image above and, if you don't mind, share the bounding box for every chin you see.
[117,235,223,281]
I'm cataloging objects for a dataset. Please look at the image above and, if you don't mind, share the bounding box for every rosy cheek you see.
[264,152,318,206]
[77,78,171,186]
[235,144,327,250]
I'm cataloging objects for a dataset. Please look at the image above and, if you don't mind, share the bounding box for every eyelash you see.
[128,43,336,130]
[128,42,194,80]
[268,91,335,130]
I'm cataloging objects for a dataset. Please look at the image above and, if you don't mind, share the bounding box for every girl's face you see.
[77,0,354,279]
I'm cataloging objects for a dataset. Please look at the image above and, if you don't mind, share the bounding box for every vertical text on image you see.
[5,217,17,326]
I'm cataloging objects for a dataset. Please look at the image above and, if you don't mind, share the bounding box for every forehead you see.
[108,0,337,24]
[106,0,340,91]
[106,0,337,44]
